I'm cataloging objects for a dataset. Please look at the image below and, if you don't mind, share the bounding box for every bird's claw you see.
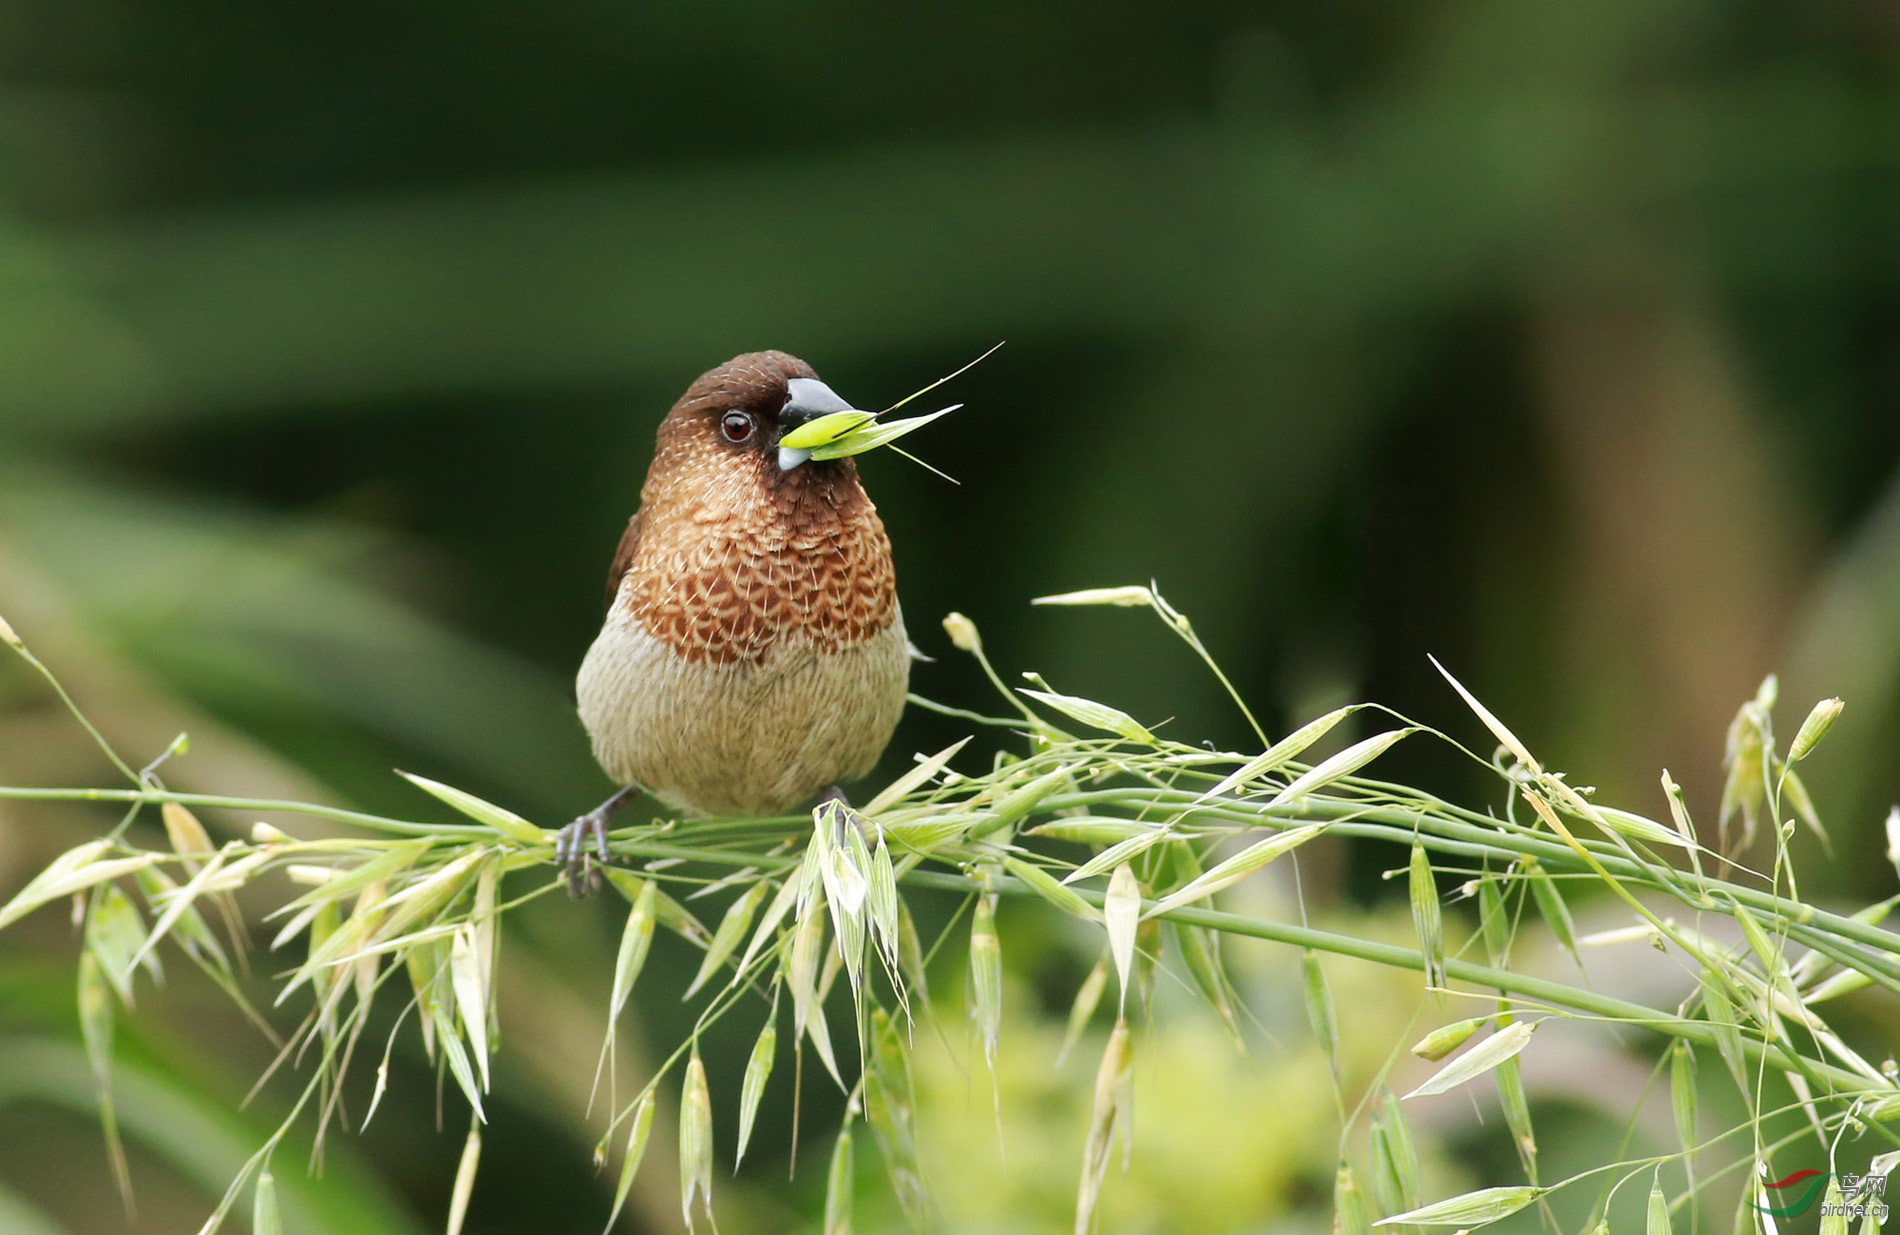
[555,813,608,897]
[556,786,639,898]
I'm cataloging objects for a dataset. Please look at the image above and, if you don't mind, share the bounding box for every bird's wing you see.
[604,512,644,612]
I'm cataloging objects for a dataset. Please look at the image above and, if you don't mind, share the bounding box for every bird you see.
[556,351,911,892]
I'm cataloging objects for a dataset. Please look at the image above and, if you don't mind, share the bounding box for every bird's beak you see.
[777,378,858,470]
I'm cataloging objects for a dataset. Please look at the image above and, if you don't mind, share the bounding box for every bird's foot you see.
[556,786,640,898]
[813,784,867,843]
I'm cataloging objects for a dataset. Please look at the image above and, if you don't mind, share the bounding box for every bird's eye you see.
[720,411,754,443]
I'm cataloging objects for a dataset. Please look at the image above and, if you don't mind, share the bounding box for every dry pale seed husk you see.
[161,802,214,857]
[863,737,971,814]
[1104,866,1140,1012]
[0,847,162,931]
[1430,656,1538,770]
[450,924,490,1090]
[1031,585,1154,608]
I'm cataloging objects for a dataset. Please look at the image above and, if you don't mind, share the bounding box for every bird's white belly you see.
[576,603,909,817]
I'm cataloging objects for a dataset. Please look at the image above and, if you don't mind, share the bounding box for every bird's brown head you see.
[650,350,867,494]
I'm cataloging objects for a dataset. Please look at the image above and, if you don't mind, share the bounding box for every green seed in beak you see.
[780,410,877,452]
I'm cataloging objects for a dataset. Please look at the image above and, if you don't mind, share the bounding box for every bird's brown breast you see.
[612,423,898,665]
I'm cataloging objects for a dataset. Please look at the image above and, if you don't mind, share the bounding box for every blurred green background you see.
[1,0,1898,1231]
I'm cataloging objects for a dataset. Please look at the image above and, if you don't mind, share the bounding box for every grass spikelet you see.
[1719,676,1776,850]
[686,879,768,999]
[1819,1177,1849,1235]
[603,1091,656,1234]
[1144,823,1324,918]
[78,951,133,1215]
[1268,728,1416,809]
[1336,1163,1374,1235]
[1169,921,1241,1042]
[1058,955,1110,1065]
[1103,866,1139,1013]
[1370,1088,1420,1220]
[449,923,491,1091]
[1408,845,1444,988]
[1375,1185,1542,1227]
[161,801,214,858]
[823,1126,854,1235]
[1410,1018,1481,1061]
[1494,1047,1536,1178]
[1302,949,1338,1074]
[865,1008,929,1225]
[1196,705,1359,802]
[680,1053,714,1230]
[1522,859,1579,969]
[11,588,1900,1235]
[1405,1020,1535,1098]
[1074,1017,1133,1235]
[1476,874,1510,968]
[252,1169,280,1235]
[969,893,1003,1068]
[735,1017,777,1168]
[1670,1039,1697,1154]
[1647,1182,1671,1235]
[1004,855,1101,923]
[1788,697,1844,763]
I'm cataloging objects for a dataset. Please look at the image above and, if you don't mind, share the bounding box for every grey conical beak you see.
[778,378,856,470]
